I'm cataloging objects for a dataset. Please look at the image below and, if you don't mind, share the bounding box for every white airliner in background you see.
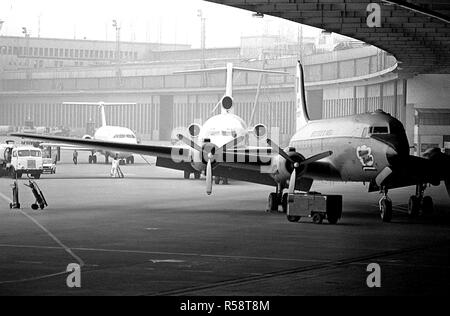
[52,102,138,164]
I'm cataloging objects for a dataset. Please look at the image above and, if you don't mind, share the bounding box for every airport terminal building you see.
[0,34,448,153]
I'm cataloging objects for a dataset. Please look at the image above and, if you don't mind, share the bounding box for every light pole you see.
[112,20,121,63]
[112,20,121,87]
[197,10,206,69]
[22,27,31,75]
[197,10,207,86]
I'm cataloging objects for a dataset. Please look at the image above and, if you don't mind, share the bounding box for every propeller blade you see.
[206,158,213,195]
[288,168,297,194]
[266,138,294,163]
[177,134,203,152]
[300,151,333,166]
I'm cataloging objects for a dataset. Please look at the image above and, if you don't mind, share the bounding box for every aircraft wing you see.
[40,142,98,152]
[10,133,180,159]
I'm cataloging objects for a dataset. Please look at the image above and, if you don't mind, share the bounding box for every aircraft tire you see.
[422,196,434,215]
[408,196,420,217]
[268,193,279,212]
[194,172,201,180]
[281,193,289,214]
[380,198,393,222]
[214,176,221,185]
[184,171,190,179]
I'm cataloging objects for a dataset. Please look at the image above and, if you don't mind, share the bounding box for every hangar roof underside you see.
[206,0,450,75]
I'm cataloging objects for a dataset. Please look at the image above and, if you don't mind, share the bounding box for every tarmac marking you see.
[149,260,185,264]
[0,192,85,268]
[0,243,329,264]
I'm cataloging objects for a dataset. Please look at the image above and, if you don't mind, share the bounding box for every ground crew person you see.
[111,154,124,178]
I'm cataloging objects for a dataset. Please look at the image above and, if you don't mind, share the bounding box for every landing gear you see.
[194,172,201,180]
[379,188,393,223]
[267,185,285,213]
[214,177,229,185]
[125,156,135,164]
[267,193,279,212]
[184,170,190,179]
[281,193,289,214]
[408,184,434,217]
[88,154,97,164]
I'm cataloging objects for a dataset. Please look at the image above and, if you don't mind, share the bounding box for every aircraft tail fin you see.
[99,103,107,127]
[296,61,310,127]
[175,64,289,115]
[62,102,136,128]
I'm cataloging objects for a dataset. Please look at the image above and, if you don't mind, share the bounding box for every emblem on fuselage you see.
[357,145,377,171]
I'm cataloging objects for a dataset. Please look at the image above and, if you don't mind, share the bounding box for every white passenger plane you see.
[56,102,138,164]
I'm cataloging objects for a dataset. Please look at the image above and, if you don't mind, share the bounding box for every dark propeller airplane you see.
[11,62,450,223]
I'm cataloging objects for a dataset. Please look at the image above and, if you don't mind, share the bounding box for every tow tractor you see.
[286,192,342,224]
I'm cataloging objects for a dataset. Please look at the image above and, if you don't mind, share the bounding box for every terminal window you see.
[417,113,450,126]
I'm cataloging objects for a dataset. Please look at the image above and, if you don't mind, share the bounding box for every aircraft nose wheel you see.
[408,196,420,217]
[422,196,434,215]
[379,197,393,222]
[267,193,279,212]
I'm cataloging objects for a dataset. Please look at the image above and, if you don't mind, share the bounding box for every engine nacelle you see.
[82,135,93,140]
[221,96,234,111]
[423,148,450,186]
[252,124,268,139]
[271,149,306,184]
[187,123,201,138]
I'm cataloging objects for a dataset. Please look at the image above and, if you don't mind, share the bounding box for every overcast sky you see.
[0,0,321,48]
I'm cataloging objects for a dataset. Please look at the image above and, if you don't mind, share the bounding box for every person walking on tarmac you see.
[111,154,124,178]
[73,150,78,165]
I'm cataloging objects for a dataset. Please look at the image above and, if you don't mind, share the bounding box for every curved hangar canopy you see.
[205,0,450,75]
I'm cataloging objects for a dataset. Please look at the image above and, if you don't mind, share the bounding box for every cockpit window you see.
[369,126,389,134]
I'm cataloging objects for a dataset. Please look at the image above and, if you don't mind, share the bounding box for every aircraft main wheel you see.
[267,193,279,212]
[408,196,420,217]
[88,156,93,164]
[31,204,39,211]
[194,172,201,180]
[222,178,229,185]
[380,198,393,222]
[184,171,190,179]
[130,156,135,164]
[422,196,434,215]
[215,176,221,185]
[281,193,289,214]
[312,213,324,224]
[93,156,98,164]
[287,215,301,223]
[33,174,41,179]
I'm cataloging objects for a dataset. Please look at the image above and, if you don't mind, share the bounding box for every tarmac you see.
[0,150,449,296]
